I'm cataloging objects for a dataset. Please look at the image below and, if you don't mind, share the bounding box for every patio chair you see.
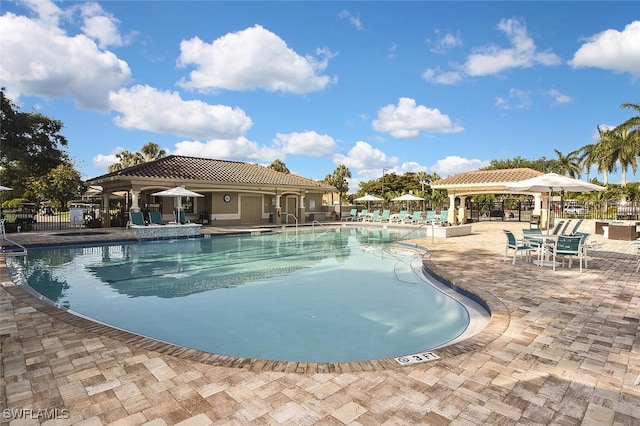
[546,234,586,272]
[174,209,190,224]
[522,228,545,261]
[503,230,537,265]
[129,210,146,227]
[342,208,358,221]
[374,209,391,222]
[389,210,408,223]
[403,211,423,224]
[149,211,164,225]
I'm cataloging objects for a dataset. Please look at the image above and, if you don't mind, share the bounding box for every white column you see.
[130,190,141,211]
[447,194,456,224]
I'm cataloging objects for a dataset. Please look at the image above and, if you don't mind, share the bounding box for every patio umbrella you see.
[392,193,424,211]
[354,193,383,210]
[0,185,12,191]
[504,173,605,233]
[152,186,204,211]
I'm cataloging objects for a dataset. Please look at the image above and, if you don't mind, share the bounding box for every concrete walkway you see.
[1,221,639,424]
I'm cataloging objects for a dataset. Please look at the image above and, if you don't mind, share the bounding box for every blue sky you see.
[1,1,639,191]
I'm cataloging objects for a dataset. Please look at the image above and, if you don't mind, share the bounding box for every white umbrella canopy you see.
[354,193,383,210]
[354,193,384,202]
[392,193,425,211]
[152,186,204,210]
[0,185,13,191]
[151,186,204,198]
[391,193,424,202]
[505,173,605,233]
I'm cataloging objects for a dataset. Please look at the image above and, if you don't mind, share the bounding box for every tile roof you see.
[87,155,333,189]
[431,168,543,187]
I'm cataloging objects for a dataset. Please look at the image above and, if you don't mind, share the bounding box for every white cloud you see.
[422,68,464,85]
[333,141,399,171]
[91,146,125,169]
[0,0,131,110]
[546,89,573,106]
[172,138,279,163]
[79,2,123,49]
[494,88,532,110]
[372,97,464,138]
[177,25,336,94]
[339,10,363,30]
[109,85,253,139]
[569,20,640,79]
[431,156,490,177]
[273,131,336,157]
[465,18,561,76]
[429,30,462,54]
[425,18,560,84]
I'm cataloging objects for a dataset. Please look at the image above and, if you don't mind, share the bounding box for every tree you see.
[31,162,86,210]
[268,159,290,174]
[325,165,351,213]
[553,149,582,178]
[107,142,166,172]
[140,142,167,162]
[1,88,69,195]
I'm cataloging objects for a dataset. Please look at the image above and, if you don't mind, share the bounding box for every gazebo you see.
[430,168,548,226]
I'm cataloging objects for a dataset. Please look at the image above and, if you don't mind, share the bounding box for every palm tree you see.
[326,165,351,216]
[140,142,166,162]
[108,150,144,172]
[268,159,290,174]
[593,125,618,185]
[553,149,582,178]
[611,121,638,187]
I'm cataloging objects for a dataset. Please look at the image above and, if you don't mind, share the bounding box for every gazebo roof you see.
[431,168,544,195]
[432,168,543,187]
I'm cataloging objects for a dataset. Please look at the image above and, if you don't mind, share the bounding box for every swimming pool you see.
[14,227,486,362]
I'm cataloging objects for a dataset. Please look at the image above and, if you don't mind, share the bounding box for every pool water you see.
[18,227,474,362]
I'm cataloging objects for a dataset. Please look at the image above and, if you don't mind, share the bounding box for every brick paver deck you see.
[1,221,639,425]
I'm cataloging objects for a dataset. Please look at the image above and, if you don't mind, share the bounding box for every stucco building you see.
[86,155,336,226]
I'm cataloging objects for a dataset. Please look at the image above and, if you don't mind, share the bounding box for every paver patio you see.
[1,221,638,424]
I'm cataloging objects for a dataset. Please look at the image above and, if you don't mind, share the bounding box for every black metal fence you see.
[468,200,640,223]
[1,208,124,233]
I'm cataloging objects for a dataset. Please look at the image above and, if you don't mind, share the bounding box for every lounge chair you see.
[559,220,573,235]
[550,220,565,235]
[149,211,164,225]
[342,208,358,221]
[356,209,369,221]
[364,210,380,222]
[503,229,536,264]
[403,211,422,224]
[174,209,190,224]
[431,211,448,225]
[390,210,408,223]
[129,210,145,227]
[375,209,391,222]
[420,211,436,224]
[566,219,583,235]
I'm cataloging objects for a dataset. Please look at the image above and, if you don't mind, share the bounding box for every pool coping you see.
[1,226,510,373]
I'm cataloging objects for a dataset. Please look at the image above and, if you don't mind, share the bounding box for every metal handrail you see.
[1,236,28,262]
[284,214,298,228]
